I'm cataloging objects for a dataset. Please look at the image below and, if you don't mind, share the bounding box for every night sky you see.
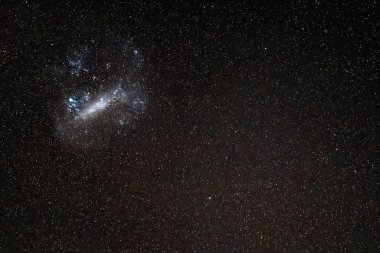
[1,1,379,252]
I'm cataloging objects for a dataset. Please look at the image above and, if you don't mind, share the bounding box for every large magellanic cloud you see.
[51,37,148,148]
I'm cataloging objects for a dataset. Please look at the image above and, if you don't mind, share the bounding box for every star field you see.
[1,1,379,252]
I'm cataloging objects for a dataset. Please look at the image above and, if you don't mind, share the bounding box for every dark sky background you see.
[1,1,379,252]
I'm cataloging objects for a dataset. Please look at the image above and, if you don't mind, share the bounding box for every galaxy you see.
[2,1,379,252]
[50,38,148,148]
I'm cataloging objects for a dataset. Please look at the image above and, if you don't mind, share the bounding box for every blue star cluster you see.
[65,90,90,113]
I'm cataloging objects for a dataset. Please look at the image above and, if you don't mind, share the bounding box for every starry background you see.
[1,1,379,252]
